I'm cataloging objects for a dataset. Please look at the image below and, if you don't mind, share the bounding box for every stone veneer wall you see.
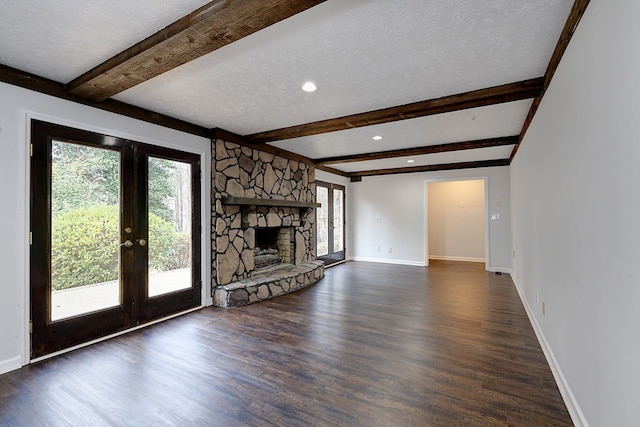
[212,139,316,291]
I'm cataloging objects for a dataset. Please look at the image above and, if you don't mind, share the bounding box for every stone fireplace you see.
[211,138,324,307]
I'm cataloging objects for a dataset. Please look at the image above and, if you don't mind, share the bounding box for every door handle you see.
[120,240,133,248]
[137,239,147,247]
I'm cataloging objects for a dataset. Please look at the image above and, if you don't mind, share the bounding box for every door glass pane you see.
[148,157,192,297]
[333,189,344,253]
[316,186,329,257]
[50,141,121,321]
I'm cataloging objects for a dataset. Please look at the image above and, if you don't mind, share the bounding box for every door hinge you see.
[29,232,32,245]
[29,320,33,334]
[30,144,33,157]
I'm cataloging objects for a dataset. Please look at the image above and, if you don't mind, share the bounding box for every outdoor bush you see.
[51,205,187,291]
[148,213,189,272]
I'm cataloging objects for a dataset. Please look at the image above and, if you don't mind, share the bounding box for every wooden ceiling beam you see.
[245,78,543,144]
[67,0,326,102]
[510,0,590,161]
[315,135,518,165]
[348,159,510,180]
[315,165,351,177]
[0,63,209,137]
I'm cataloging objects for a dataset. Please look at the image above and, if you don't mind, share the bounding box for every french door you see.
[30,120,201,358]
[316,181,345,266]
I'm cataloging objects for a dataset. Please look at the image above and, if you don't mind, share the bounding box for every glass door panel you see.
[316,181,345,266]
[316,185,329,257]
[135,144,201,325]
[333,189,344,254]
[30,120,201,358]
[148,157,193,297]
[50,141,122,320]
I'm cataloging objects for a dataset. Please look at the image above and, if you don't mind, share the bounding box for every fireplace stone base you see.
[213,260,324,308]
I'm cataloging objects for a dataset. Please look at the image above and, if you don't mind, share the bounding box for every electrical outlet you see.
[388,247,392,253]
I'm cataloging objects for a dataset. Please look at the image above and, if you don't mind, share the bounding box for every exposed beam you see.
[0,63,209,138]
[510,0,590,162]
[315,164,351,178]
[315,136,518,165]
[67,0,326,102]
[349,159,510,180]
[0,62,343,174]
[246,78,543,144]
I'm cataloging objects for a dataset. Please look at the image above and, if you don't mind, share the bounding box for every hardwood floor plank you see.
[0,260,571,426]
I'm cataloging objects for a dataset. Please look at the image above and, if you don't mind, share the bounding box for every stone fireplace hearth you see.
[211,139,324,307]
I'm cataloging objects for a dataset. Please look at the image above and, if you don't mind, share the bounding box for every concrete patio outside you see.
[51,268,191,320]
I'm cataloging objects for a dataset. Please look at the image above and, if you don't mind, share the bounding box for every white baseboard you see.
[0,355,22,375]
[349,256,425,267]
[510,272,589,427]
[429,255,485,263]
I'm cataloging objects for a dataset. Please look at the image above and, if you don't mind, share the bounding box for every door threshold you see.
[30,306,202,364]
[324,260,347,268]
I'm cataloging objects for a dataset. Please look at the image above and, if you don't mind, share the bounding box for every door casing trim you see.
[23,110,211,365]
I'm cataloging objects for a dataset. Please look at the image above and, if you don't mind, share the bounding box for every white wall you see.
[349,167,510,271]
[428,179,485,262]
[510,1,640,425]
[0,82,211,374]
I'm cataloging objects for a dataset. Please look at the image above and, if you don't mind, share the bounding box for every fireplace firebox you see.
[254,227,295,269]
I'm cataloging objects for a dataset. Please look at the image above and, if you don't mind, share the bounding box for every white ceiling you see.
[0,0,212,83]
[332,146,516,173]
[0,0,574,175]
[114,0,571,133]
[270,100,532,159]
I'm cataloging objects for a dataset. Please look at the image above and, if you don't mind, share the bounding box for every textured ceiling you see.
[270,100,532,159]
[332,146,515,173]
[0,0,211,83]
[0,0,574,175]
[114,0,571,133]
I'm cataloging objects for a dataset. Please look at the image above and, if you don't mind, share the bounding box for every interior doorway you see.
[30,120,202,358]
[425,179,488,269]
[316,181,346,266]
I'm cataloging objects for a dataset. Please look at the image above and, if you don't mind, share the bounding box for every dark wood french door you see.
[30,120,201,358]
[316,181,345,266]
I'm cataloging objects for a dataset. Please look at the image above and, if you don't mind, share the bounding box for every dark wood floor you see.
[0,260,572,426]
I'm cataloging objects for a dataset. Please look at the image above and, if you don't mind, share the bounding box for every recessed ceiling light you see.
[372,135,383,141]
[407,160,415,163]
[301,81,317,92]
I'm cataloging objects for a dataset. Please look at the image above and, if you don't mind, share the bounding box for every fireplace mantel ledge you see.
[221,196,320,209]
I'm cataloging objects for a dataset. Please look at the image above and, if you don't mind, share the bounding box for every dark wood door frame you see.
[316,181,346,266]
[30,120,201,358]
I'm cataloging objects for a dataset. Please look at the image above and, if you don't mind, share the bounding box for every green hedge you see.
[51,205,189,291]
